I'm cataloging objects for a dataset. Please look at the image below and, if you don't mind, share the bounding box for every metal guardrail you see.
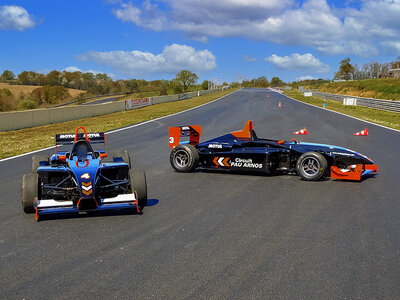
[299,87,400,113]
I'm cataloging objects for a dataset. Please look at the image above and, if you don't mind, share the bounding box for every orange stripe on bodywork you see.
[222,157,230,167]
[82,181,92,187]
[213,157,219,166]
[82,189,92,196]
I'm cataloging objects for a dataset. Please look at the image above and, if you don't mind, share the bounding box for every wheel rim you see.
[174,149,190,168]
[301,157,320,176]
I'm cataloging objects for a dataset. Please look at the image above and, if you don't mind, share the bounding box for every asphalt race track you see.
[1,88,399,299]
[83,96,120,105]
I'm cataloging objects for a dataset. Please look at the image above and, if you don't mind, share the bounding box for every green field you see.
[0,88,238,159]
[284,90,400,130]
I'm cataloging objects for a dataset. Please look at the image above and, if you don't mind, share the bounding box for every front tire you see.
[170,144,199,172]
[130,168,147,209]
[21,173,38,213]
[32,155,49,172]
[296,152,328,181]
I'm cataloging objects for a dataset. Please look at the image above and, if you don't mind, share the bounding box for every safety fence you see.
[0,89,222,131]
[299,87,400,113]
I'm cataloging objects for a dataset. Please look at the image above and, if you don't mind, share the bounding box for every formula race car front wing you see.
[35,193,140,221]
[330,164,378,181]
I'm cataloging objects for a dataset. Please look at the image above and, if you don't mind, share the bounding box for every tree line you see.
[240,76,285,87]
[334,57,400,81]
[0,69,207,111]
[0,66,290,113]
[0,69,206,96]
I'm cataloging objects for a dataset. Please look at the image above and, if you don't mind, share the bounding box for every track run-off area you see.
[1,88,399,298]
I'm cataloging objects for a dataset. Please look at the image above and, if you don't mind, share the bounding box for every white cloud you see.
[266,53,330,73]
[64,66,116,79]
[75,44,217,76]
[112,0,168,31]
[243,55,257,62]
[0,5,35,31]
[380,41,400,53]
[110,0,400,56]
[296,75,316,81]
[64,66,85,73]
[112,2,142,24]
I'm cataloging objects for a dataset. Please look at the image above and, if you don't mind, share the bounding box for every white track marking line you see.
[0,90,239,163]
[0,146,56,163]
[283,93,400,133]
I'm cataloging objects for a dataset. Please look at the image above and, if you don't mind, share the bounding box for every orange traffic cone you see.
[293,128,307,135]
[278,101,282,108]
[354,128,368,136]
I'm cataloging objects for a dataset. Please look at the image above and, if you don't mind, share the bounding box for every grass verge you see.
[284,89,400,131]
[0,88,238,159]
[304,78,400,101]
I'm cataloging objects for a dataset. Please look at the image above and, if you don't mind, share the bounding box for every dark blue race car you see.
[21,127,147,221]
[168,120,377,181]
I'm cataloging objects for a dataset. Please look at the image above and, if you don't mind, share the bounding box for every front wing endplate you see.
[330,164,378,181]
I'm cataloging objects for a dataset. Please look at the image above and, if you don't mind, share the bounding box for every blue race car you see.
[21,127,147,221]
[168,120,378,181]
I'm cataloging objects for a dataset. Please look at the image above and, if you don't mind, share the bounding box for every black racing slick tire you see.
[108,151,131,168]
[170,144,199,172]
[21,173,38,213]
[130,168,147,209]
[296,152,328,181]
[32,155,49,172]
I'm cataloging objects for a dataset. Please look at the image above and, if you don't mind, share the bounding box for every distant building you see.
[389,61,400,78]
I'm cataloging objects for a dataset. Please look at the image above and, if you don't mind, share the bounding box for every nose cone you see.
[331,147,374,165]
[354,152,374,164]
[291,142,375,166]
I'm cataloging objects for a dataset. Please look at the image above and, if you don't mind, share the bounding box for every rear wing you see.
[55,132,105,145]
[55,127,106,151]
[168,125,201,149]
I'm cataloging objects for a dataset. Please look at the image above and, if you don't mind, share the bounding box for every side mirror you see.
[100,153,108,159]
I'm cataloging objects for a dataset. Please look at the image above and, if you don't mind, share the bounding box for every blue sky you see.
[1,0,399,83]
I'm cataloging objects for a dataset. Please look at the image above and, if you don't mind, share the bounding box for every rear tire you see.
[130,168,147,209]
[296,152,327,181]
[21,173,38,213]
[170,144,199,172]
[32,155,49,172]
